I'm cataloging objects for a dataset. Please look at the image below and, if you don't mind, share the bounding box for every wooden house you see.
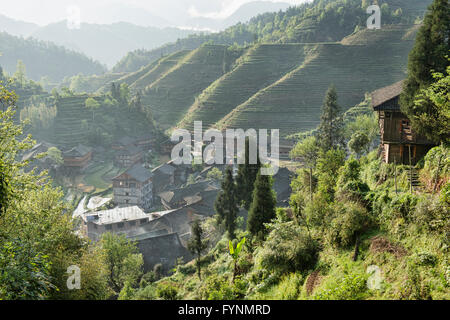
[62,144,92,172]
[112,164,153,211]
[114,145,143,168]
[371,81,436,165]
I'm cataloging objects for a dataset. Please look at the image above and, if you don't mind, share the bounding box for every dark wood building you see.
[112,164,153,211]
[372,81,436,165]
[62,144,93,172]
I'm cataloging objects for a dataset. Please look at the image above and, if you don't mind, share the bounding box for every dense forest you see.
[0,32,106,83]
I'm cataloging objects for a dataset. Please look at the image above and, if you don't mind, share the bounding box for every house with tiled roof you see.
[112,164,153,210]
[62,144,92,172]
[114,145,143,168]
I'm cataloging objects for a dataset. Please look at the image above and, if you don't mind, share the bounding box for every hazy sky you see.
[0,0,309,26]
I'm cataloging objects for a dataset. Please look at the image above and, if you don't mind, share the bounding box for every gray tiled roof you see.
[116,145,142,156]
[125,164,153,182]
[372,80,404,110]
[63,144,92,157]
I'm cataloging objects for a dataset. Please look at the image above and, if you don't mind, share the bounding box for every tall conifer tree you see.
[236,138,261,210]
[214,166,239,239]
[400,0,450,140]
[318,85,344,152]
[247,172,276,240]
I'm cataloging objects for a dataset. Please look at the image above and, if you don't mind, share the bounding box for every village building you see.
[112,164,153,210]
[135,233,192,273]
[371,81,436,165]
[151,162,176,194]
[112,136,136,150]
[83,206,150,241]
[62,144,93,172]
[114,145,143,168]
[157,181,219,210]
[22,141,59,173]
[134,133,155,150]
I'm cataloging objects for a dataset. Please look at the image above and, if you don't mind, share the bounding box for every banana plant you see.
[229,237,246,282]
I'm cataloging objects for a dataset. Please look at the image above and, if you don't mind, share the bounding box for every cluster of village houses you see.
[23,132,295,273]
[21,81,436,274]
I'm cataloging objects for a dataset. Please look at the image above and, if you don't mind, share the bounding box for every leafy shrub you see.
[413,195,449,233]
[255,222,319,275]
[178,263,196,276]
[415,252,437,266]
[399,263,432,300]
[133,284,157,300]
[140,272,157,288]
[200,274,247,300]
[304,193,334,229]
[327,202,372,248]
[336,158,370,203]
[440,182,450,205]
[156,282,178,300]
[312,273,368,300]
[273,273,304,300]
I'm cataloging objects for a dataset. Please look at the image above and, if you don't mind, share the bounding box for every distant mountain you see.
[0,31,106,82]
[0,14,38,37]
[185,1,291,30]
[81,3,171,27]
[30,21,197,68]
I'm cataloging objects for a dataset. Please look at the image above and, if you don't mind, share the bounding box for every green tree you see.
[207,167,223,181]
[215,167,239,239]
[411,65,450,144]
[46,147,64,166]
[85,97,101,122]
[400,0,450,139]
[316,148,346,202]
[100,233,141,293]
[120,83,130,104]
[290,136,319,200]
[318,85,344,151]
[247,172,277,240]
[236,138,261,210]
[13,60,26,86]
[187,220,209,280]
[348,131,370,158]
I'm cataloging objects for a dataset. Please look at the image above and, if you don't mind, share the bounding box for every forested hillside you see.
[0,32,106,82]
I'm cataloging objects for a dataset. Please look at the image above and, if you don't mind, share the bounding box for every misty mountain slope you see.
[0,31,106,82]
[0,14,38,36]
[216,25,417,136]
[138,45,243,128]
[177,43,309,131]
[31,21,196,68]
[185,1,291,31]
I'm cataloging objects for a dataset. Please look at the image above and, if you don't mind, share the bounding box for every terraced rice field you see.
[140,45,242,129]
[53,94,90,146]
[217,25,417,137]
[178,44,310,131]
